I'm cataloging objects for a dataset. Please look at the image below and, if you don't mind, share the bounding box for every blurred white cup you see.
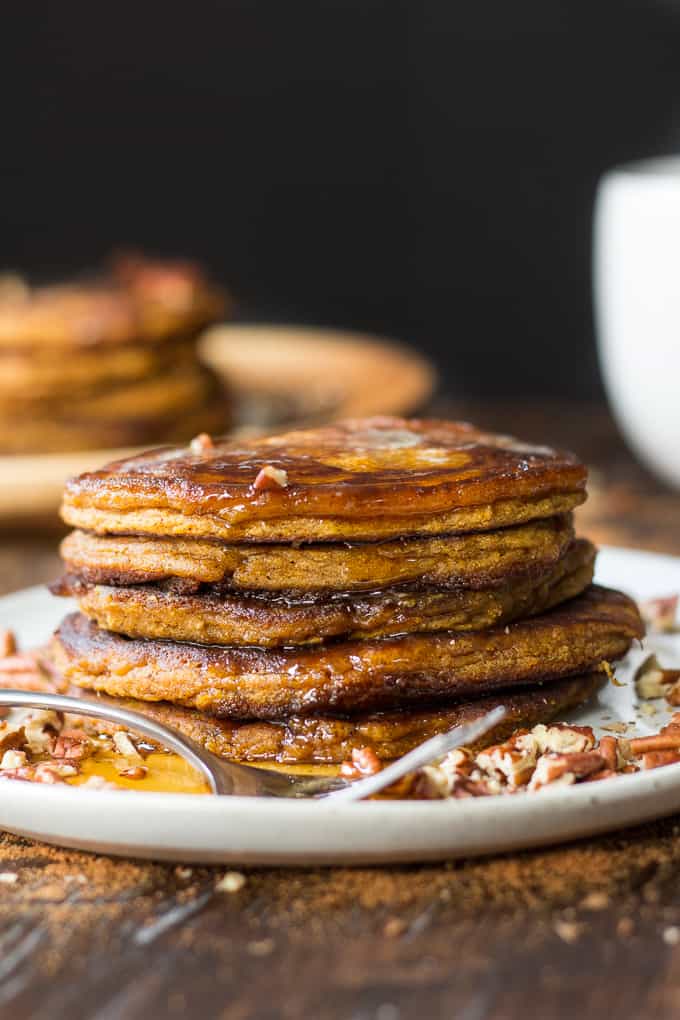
[594,156,680,488]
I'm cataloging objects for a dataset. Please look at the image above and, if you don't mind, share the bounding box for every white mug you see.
[594,156,680,488]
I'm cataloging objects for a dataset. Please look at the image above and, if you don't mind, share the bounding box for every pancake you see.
[60,417,587,542]
[0,254,226,351]
[76,672,605,764]
[0,384,229,455]
[59,515,574,594]
[57,362,219,422]
[0,338,196,407]
[50,586,643,719]
[54,539,596,646]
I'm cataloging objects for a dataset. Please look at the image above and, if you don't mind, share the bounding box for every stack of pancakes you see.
[0,254,229,453]
[50,418,644,765]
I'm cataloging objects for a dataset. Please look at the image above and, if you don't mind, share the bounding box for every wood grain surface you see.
[2,400,680,1020]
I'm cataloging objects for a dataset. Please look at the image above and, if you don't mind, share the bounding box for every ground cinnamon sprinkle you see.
[3,812,680,985]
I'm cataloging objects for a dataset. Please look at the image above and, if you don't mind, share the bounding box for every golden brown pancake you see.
[0,339,196,407]
[77,672,605,764]
[0,402,228,455]
[0,255,230,454]
[55,539,596,646]
[0,254,226,350]
[56,362,219,422]
[60,417,587,542]
[50,586,642,719]
[59,515,574,593]
[0,372,228,454]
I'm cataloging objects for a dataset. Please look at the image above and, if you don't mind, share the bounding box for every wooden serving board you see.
[0,324,436,524]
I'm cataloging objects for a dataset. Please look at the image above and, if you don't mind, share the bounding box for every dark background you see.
[3,1,680,398]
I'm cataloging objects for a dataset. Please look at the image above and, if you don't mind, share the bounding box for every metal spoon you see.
[0,691,506,801]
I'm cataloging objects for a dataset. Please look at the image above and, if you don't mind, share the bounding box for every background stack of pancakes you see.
[50,418,644,766]
[0,254,229,454]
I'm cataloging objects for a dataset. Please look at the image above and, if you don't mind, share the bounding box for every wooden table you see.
[2,401,680,1020]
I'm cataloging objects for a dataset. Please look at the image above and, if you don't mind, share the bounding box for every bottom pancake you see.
[50,586,643,719]
[71,672,605,764]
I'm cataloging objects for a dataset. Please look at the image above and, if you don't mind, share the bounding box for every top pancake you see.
[61,417,587,542]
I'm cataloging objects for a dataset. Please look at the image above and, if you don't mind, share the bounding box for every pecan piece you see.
[531,723,595,754]
[0,725,25,754]
[598,735,619,772]
[476,740,535,787]
[189,432,214,454]
[0,749,27,770]
[583,768,617,783]
[33,763,64,784]
[251,465,289,492]
[118,765,147,780]
[51,731,90,761]
[448,775,494,798]
[112,731,143,760]
[0,765,36,782]
[642,750,680,770]
[634,654,680,700]
[529,750,607,790]
[340,746,381,779]
[629,734,680,755]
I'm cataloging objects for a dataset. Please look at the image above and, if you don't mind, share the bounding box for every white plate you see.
[1,545,679,865]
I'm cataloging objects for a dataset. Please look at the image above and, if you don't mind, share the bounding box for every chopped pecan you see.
[251,465,289,492]
[0,765,36,782]
[443,747,474,775]
[529,750,606,790]
[583,768,617,783]
[530,723,595,754]
[443,773,495,798]
[616,737,633,761]
[118,765,147,780]
[189,432,214,454]
[476,741,535,787]
[24,711,63,753]
[1,749,27,770]
[634,654,680,700]
[629,734,680,755]
[406,765,452,799]
[33,763,64,784]
[340,746,381,779]
[0,725,25,754]
[598,735,619,772]
[51,731,90,761]
[642,750,680,770]
[215,871,247,893]
[112,731,143,760]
